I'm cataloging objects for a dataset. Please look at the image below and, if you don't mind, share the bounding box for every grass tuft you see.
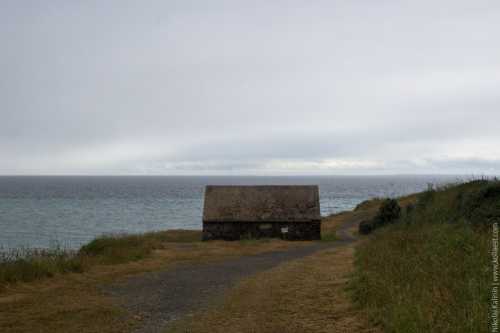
[0,248,84,286]
[79,234,154,264]
[0,230,201,288]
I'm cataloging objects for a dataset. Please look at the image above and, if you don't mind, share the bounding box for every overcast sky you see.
[2,0,500,175]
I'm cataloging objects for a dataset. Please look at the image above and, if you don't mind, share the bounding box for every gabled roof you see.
[202,185,320,223]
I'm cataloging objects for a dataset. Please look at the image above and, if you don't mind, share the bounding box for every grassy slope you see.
[351,180,495,333]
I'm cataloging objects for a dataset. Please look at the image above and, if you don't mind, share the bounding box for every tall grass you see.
[352,222,489,332]
[350,179,497,332]
[0,230,200,289]
[79,230,199,264]
[0,248,84,286]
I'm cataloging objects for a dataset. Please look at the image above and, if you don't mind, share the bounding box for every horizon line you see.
[0,173,495,178]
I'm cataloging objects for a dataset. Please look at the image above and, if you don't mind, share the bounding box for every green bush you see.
[359,198,401,234]
[374,198,401,227]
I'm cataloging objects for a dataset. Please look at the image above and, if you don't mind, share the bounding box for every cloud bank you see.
[2,0,500,175]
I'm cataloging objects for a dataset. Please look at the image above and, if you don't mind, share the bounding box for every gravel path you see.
[103,219,358,333]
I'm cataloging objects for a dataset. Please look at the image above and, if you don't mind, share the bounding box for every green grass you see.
[0,230,201,289]
[321,232,337,242]
[351,222,489,332]
[79,230,200,264]
[350,179,497,333]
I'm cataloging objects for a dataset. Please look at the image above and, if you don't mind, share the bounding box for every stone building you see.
[202,185,321,241]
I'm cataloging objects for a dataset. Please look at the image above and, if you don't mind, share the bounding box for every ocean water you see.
[0,175,456,249]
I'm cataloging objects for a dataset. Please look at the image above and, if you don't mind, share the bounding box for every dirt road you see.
[104,219,359,333]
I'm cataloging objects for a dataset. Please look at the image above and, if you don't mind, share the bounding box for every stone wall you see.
[202,221,321,241]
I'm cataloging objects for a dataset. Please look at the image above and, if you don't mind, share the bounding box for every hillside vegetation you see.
[351,179,497,332]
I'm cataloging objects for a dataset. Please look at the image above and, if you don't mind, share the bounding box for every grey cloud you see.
[1,0,500,175]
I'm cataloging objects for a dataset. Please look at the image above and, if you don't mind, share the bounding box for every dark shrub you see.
[358,198,402,235]
[374,198,401,227]
[359,220,374,235]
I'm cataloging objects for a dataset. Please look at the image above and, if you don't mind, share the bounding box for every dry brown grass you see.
[0,237,305,333]
[0,271,134,333]
[166,202,389,333]
[167,244,380,333]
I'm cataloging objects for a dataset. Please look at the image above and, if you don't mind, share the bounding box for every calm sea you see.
[0,175,456,249]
